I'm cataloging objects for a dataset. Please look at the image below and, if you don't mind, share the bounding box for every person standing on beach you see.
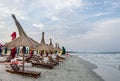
[62,46,66,55]
[16,47,20,55]
[0,47,2,56]
[26,47,29,54]
[10,47,17,59]
[22,46,26,54]
[4,47,8,54]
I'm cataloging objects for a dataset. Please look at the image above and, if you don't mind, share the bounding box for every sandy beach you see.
[0,55,104,81]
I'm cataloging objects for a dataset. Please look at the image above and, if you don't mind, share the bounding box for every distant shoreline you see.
[68,51,120,54]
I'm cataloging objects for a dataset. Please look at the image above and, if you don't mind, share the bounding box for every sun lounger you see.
[6,64,41,78]
[0,56,13,63]
[48,56,59,64]
[42,57,58,66]
[31,62,54,69]
[56,55,65,60]
[31,57,54,69]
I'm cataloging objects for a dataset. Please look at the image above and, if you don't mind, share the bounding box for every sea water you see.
[72,52,120,81]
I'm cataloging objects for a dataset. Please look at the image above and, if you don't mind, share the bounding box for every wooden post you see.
[22,46,26,71]
[23,51,25,71]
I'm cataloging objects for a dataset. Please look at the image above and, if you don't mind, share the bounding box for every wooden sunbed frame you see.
[0,56,13,63]
[48,56,60,64]
[6,64,41,78]
[31,62,54,69]
[56,55,65,60]
[31,57,54,69]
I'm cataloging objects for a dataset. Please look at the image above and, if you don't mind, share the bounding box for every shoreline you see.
[0,55,105,81]
[71,55,105,81]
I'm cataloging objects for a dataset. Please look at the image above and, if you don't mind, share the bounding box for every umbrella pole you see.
[22,46,26,71]
[22,52,25,71]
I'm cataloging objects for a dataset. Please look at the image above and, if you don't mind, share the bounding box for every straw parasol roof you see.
[49,38,53,46]
[37,45,50,51]
[54,43,61,52]
[36,32,51,52]
[49,38,54,51]
[5,14,39,49]
[40,32,45,45]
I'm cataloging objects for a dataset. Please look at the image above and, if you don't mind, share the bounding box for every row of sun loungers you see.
[5,54,66,78]
[31,55,65,69]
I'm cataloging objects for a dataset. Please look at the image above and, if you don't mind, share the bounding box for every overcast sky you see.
[0,0,120,52]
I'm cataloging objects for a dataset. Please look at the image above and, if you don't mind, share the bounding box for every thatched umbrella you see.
[36,32,51,52]
[4,14,39,71]
[5,14,39,49]
[40,32,45,45]
[48,38,54,52]
[37,45,50,52]
[54,43,61,53]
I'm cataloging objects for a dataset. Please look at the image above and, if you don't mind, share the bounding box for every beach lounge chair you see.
[56,55,65,60]
[48,56,60,64]
[41,57,57,66]
[6,64,41,78]
[0,56,13,63]
[31,57,54,69]
[57,57,65,63]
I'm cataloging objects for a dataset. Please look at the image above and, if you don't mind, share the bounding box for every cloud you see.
[55,18,120,52]
[0,21,18,44]
[93,12,109,17]
[50,16,60,21]
[112,2,120,8]
[62,18,120,52]
[33,23,45,30]
[54,0,84,10]
[27,31,40,35]
[23,0,84,20]
[0,7,26,21]
[0,0,120,52]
